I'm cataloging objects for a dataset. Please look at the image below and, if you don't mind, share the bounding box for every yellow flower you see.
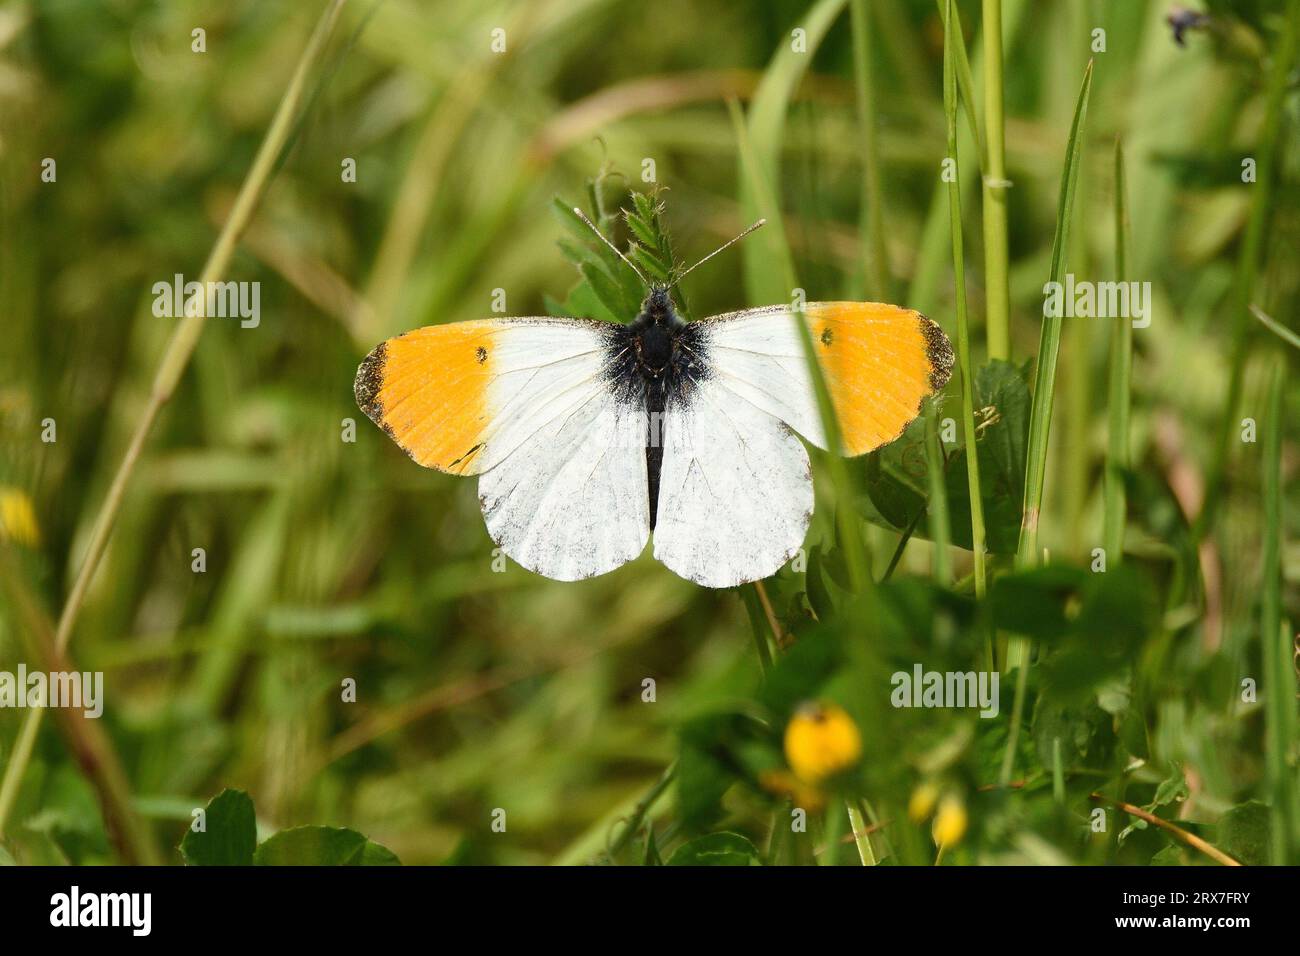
[0,486,40,547]
[783,701,862,784]
[908,782,940,822]
[931,794,968,847]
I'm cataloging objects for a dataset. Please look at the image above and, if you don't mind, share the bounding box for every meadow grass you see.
[0,0,1295,867]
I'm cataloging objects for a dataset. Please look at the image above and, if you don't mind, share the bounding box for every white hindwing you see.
[479,388,650,581]
[652,378,813,588]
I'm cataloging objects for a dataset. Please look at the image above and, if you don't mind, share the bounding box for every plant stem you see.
[850,0,890,301]
[944,0,987,601]
[1261,357,1296,864]
[1089,794,1241,867]
[1103,138,1132,562]
[607,761,678,859]
[980,0,1010,360]
[0,0,350,842]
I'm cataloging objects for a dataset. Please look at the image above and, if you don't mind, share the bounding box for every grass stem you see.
[1103,138,1132,562]
[850,0,890,300]
[980,0,1010,360]
[944,0,987,601]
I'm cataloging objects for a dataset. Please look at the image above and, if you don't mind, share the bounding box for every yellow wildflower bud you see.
[0,487,40,547]
[908,782,940,822]
[931,794,968,847]
[783,701,862,784]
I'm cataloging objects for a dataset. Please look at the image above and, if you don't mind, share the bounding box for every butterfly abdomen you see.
[603,295,712,529]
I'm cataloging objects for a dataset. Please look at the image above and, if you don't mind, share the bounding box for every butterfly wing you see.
[356,317,650,580]
[478,387,650,580]
[355,317,623,476]
[698,301,953,456]
[652,377,813,588]
[650,301,951,588]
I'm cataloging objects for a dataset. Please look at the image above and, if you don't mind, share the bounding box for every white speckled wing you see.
[652,378,813,588]
[478,388,650,581]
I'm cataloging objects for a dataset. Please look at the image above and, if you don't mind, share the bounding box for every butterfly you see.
[355,210,953,588]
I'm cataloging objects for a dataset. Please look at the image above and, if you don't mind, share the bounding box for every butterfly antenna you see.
[671,219,767,284]
[571,207,650,288]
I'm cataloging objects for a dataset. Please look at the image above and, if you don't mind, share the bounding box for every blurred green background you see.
[0,0,1296,865]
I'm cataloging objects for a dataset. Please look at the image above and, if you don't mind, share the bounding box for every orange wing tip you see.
[918,314,955,394]
[354,342,396,439]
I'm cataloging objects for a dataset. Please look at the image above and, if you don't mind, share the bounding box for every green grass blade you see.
[944,0,987,600]
[1103,138,1132,563]
[980,0,1010,360]
[730,9,870,593]
[934,0,985,169]
[851,0,890,300]
[1015,59,1094,571]
[739,0,846,306]
[1001,57,1093,781]
[1261,356,1297,863]
[1249,305,1300,351]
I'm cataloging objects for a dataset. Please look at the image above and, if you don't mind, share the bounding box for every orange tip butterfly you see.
[355,211,953,588]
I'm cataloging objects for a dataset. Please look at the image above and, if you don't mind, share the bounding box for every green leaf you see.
[254,826,400,866]
[676,720,738,830]
[989,566,1087,639]
[1214,800,1271,867]
[860,359,1029,553]
[579,260,636,322]
[1151,767,1190,809]
[666,832,761,866]
[180,789,257,866]
[758,629,845,720]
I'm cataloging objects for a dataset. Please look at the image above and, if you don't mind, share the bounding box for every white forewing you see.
[476,321,612,473]
[697,306,832,449]
[479,388,650,581]
[652,378,813,588]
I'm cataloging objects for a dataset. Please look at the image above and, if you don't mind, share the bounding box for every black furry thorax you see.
[603,286,708,413]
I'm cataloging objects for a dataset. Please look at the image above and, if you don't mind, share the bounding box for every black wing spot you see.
[820,327,833,346]
[475,346,488,364]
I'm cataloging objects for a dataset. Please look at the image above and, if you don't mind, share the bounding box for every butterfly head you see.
[641,285,679,324]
